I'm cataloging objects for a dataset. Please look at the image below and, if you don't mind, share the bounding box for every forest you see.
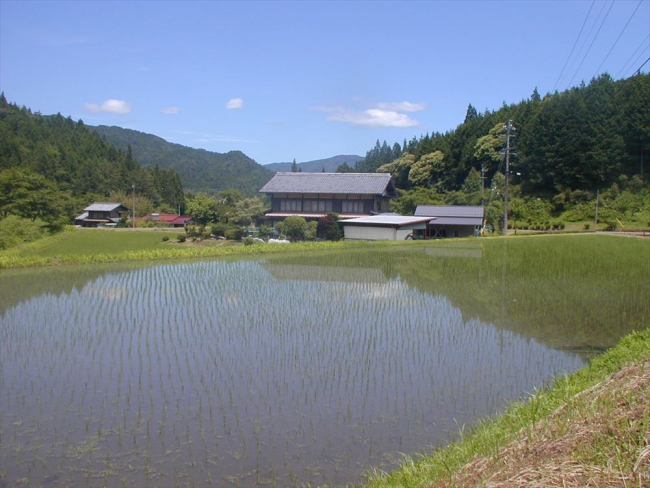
[92,125,273,195]
[1,73,648,249]
[0,94,185,245]
[358,73,649,230]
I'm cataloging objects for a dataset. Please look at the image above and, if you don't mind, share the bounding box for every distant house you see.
[74,203,129,227]
[339,215,435,241]
[413,205,484,238]
[136,213,194,227]
[258,172,398,226]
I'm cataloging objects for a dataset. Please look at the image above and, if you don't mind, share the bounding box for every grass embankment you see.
[362,329,650,488]
[0,227,432,269]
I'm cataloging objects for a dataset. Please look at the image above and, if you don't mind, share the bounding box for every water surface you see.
[1,236,648,487]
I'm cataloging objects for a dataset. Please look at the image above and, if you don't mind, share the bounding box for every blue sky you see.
[1,1,648,165]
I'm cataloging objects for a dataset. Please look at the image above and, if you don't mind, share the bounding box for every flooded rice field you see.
[1,236,649,487]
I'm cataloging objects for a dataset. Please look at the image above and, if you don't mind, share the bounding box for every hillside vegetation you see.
[264,154,363,173]
[93,125,273,195]
[358,74,650,230]
[0,95,184,227]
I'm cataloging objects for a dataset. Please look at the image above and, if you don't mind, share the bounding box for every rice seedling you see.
[0,235,647,486]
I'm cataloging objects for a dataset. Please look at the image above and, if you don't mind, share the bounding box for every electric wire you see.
[615,33,650,78]
[564,0,610,84]
[566,0,616,89]
[552,0,596,92]
[592,0,644,79]
[631,56,650,76]
[623,50,650,78]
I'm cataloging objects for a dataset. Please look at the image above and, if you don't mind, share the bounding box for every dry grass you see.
[428,358,649,488]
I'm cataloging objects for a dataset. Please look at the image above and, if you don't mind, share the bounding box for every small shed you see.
[414,205,484,238]
[339,215,434,241]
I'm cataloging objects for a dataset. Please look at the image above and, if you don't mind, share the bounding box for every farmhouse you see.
[414,205,484,238]
[74,202,129,227]
[258,172,398,227]
[339,215,435,241]
[136,213,194,227]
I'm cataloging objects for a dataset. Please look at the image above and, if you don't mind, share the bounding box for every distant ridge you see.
[264,154,363,173]
[92,125,273,195]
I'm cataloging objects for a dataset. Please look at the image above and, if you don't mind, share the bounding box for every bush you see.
[243,236,254,246]
[162,236,169,242]
[305,221,318,240]
[584,223,590,230]
[282,216,308,241]
[224,226,245,240]
[316,213,343,241]
[177,235,186,243]
[0,216,50,250]
[258,224,272,240]
[211,222,228,237]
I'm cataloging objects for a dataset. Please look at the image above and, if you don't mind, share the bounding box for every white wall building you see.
[339,215,434,241]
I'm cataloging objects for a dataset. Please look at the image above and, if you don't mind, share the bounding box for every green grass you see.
[360,328,650,488]
[0,228,439,268]
[1,228,184,258]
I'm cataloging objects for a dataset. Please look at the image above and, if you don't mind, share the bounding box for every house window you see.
[302,200,332,212]
[280,199,302,212]
[342,201,364,213]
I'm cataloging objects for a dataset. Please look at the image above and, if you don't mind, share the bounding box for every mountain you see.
[93,125,273,195]
[264,155,363,173]
[0,96,184,226]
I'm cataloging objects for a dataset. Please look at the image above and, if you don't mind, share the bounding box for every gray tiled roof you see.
[83,202,128,212]
[414,205,484,218]
[339,215,434,226]
[259,172,395,195]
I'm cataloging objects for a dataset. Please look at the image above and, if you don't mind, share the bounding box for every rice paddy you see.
[1,235,648,487]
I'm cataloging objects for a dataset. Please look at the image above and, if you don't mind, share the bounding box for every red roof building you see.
[137,213,194,227]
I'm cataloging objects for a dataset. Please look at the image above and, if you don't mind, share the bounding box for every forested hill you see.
[265,155,363,173]
[93,125,273,195]
[359,73,649,196]
[0,95,184,227]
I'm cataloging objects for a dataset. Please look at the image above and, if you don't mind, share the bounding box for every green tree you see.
[462,167,483,193]
[282,216,307,240]
[336,162,354,173]
[408,151,445,188]
[0,167,72,228]
[232,197,267,226]
[390,187,444,215]
[464,103,478,123]
[185,192,219,224]
[316,213,343,240]
[377,153,415,189]
[291,159,299,172]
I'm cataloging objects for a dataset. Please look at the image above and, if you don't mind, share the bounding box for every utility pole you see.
[480,164,487,205]
[503,120,514,236]
[132,184,136,229]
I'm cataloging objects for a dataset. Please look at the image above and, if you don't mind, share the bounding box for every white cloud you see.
[226,98,244,109]
[84,99,132,114]
[323,108,419,128]
[161,106,181,115]
[314,100,424,128]
[377,101,427,112]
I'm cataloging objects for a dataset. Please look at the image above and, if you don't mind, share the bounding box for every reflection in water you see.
[1,236,648,487]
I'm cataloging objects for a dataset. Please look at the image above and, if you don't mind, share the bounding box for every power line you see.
[632,56,650,76]
[623,49,650,78]
[553,0,596,92]
[616,33,650,78]
[565,0,610,82]
[566,0,616,89]
[592,0,644,79]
